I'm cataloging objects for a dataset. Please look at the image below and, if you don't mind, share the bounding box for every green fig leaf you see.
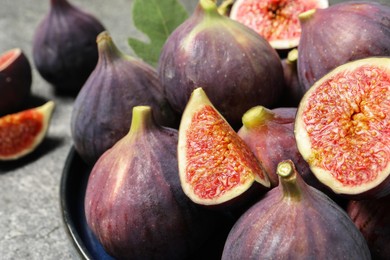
[128,0,189,67]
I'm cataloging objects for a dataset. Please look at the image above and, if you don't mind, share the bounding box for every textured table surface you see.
[0,0,388,259]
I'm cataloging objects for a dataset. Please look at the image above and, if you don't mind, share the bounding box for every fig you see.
[33,0,105,94]
[0,101,55,160]
[237,106,312,187]
[229,0,328,50]
[222,160,371,259]
[278,48,305,107]
[84,106,218,260]
[347,196,390,259]
[0,48,32,116]
[295,57,390,199]
[178,88,270,209]
[158,0,285,129]
[71,31,178,165]
[298,1,390,91]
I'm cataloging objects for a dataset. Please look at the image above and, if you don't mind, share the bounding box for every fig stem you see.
[287,48,298,64]
[299,9,316,23]
[129,106,154,134]
[217,0,234,16]
[200,0,219,13]
[97,31,128,62]
[277,160,302,201]
[242,106,275,129]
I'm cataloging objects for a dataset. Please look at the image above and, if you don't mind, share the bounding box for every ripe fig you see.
[222,160,371,260]
[0,101,55,160]
[295,57,390,199]
[33,0,105,94]
[237,106,312,187]
[71,31,178,165]
[84,106,219,260]
[229,0,328,50]
[178,88,270,210]
[347,196,390,259]
[298,1,390,91]
[278,48,305,107]
[158,0,285,129]
[0,48,32,116]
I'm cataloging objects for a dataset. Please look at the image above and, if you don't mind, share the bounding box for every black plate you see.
[60,146,114,260]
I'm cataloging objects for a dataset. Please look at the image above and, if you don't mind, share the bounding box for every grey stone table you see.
[0,0,388,259]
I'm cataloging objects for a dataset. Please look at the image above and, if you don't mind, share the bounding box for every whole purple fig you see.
[71,31,179,165]
[84,106,218,260]
[158,0,285,129]
[222,160,371,259]
[298,1,390,91]
[33,0,105,94]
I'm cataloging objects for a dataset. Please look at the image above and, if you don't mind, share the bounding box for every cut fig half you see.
[0,48,32,116]
[0,101,55,160]
[178,87,270,208]
[229,0,329,50]
[295,57,390,198]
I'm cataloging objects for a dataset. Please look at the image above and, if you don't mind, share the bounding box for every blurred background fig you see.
[71,31,179,165]
[85,106,219,260]
[298,1,390,91]
[0,48,32,116]
[229,0,328,51]
[32,0,105,95]
[158,0,286,129]
[222,160,371,260]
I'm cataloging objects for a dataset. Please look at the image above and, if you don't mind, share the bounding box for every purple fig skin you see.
[158,0,285,129]
[298,1,390,91]
[0,48,32,116]
[278,49,305,107]
[32,0,105,95]
[84,106,218,260]
[71,32,179,165]
[222,160,371,260]
[347,196,390,259]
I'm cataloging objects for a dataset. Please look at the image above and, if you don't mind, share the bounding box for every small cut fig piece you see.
[222,160,371,260]
[178,88,270,209]
[0,101,55,160]
[295,57,390,199]
[0,48,32,116]
[229,0,328,50]
[85,106,219,260]
[33,0,105,94]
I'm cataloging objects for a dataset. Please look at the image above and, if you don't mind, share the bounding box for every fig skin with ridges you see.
[0,48,32,116]
[178,87,270,211]
[32,0,105,95]
[295,57,390,199]
[347,196,390,259]
[71,31,179,165]
[0,101,55,161]
[84,106,219,260]
[158,0,285,129]
[222,160,371,260]
[298,1,390,91]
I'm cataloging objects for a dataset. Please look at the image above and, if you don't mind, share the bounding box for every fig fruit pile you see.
[61,0,390,258]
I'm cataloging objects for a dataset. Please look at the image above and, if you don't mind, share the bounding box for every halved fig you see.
[0,101,55,160]
[178,88,270,209]
[295,57,390,199]
[0,48,32,116]
[229,0,328,50]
